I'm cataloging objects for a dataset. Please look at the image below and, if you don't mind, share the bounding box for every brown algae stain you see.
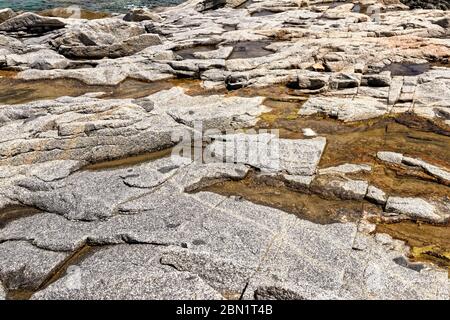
[6,244,97,300]
[376,221,450,275]
[203,171,381,225]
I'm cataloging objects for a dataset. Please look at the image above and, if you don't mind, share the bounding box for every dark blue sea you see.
[0,0,185,12]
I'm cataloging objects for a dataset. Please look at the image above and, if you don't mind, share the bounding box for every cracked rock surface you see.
[0,154,448,299]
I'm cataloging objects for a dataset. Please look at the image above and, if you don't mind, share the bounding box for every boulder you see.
[123,8,163,22]
[0,12,65,34]
[5,49,69,70]
[0,8,16,24]
[32,245,223,300]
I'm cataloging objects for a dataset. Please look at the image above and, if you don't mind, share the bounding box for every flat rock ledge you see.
[0,160,447,300]
[0,150,448,299]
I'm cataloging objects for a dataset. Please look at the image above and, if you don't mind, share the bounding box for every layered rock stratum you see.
[0,0,449,300]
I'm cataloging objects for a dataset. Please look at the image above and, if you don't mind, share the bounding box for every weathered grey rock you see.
[366,185,388,205]
[173,162,250,192]
[50,18,162,59]
[300,96,389,122]
[0,95,185,166]
[123,8,163,22]
[153,87,268,130]
[402,156,450,185]
[176,0,247,12]
[0,12,65,33]
[295,71,330,91]
[0,34,23,53]
[329,73,361,89]
[57,32,162,59]
[18,58,174,85]
[358,86,389,99]
[0,281,5,300]
[28,160,82,182]
[385,197,446,222]
[168,58,226,77]
[377,152,450,185]
[302,128,317,137]
[377,151,403,164]
[0,0,450,301]
[319,163,372,175]
[0,212,97,251]
[0,241,69,291]
[0,164,448,300]
[193,46,234,60]
[5,49,69,70]
[0,8,16,24]
[414,79,450,122]
[32,245,224,300]
[283,174,315,193]
[311,176,369,200]
[388,76,403,105]
[0,88,269,169]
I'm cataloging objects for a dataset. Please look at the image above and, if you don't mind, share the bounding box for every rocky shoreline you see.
[0,0,449,300]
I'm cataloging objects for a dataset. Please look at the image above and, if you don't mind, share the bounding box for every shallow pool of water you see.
[382,63,431,76]
[0,77,204,105]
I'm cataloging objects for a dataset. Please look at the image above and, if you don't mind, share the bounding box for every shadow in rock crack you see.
[202,171,382,225]
[254,103,450,169]
[174,45,218,59]
[0,206,42,229]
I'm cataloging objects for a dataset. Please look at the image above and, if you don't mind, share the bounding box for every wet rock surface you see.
[0,0,449,300]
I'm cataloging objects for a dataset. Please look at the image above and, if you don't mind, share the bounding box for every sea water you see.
[0,0,185,12]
